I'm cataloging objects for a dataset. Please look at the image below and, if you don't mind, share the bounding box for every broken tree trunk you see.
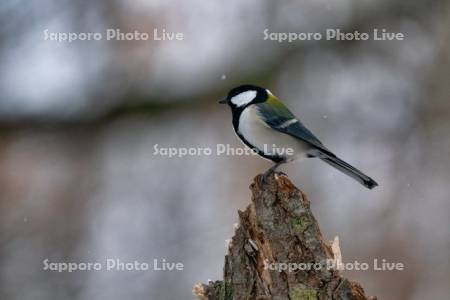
[193,173,376,300]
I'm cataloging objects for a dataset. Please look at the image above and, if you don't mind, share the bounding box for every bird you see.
[219,84,378,189]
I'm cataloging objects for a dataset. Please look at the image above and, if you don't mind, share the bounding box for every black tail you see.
[320,155,378,189]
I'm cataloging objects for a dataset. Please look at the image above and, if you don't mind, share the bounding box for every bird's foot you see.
[261,169,274,185]
[261,160,286,184]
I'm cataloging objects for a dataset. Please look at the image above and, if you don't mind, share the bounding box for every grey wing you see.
[255,102,335,157]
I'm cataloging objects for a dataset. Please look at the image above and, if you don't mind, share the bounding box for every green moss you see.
[291,214,311,233]
[289,286,317,300]
[221,281,233,299]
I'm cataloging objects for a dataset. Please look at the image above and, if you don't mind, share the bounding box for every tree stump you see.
[193,173,376,300]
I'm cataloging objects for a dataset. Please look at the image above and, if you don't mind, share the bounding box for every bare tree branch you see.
[194,173,376,300]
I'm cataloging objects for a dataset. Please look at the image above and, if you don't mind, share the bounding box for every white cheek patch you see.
[230,90,257,107]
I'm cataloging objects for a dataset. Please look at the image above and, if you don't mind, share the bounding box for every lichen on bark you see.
[194,173,376,300]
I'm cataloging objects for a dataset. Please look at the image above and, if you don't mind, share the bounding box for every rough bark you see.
[193,172,376,300]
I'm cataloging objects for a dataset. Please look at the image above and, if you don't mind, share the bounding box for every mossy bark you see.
[193,173,376,300]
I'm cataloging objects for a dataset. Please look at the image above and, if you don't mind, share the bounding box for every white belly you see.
[238,106,310,161]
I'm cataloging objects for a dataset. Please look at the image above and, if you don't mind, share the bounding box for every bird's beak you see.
[218,97,227,104]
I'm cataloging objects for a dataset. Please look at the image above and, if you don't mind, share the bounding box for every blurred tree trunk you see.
[193,173,375,300]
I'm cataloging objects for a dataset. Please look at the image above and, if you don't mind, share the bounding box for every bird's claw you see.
[261,170,273,185]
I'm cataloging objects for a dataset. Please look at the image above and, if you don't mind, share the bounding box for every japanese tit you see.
[219,84,378,189]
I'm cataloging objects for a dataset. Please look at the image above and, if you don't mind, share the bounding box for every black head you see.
[219,84,268,110]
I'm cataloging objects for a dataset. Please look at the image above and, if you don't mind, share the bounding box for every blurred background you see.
[1,0,450,299]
